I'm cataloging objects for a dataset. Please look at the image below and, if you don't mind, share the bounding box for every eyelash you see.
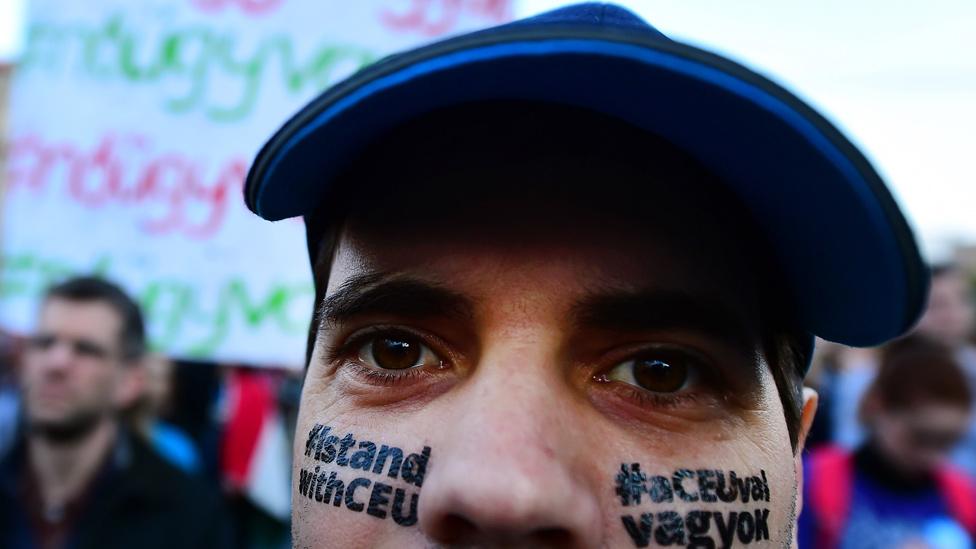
[609,382,703,411]
[593,345,719,410]
[343,361,433,386]
[328,327,449,386]
[329,329,723,410]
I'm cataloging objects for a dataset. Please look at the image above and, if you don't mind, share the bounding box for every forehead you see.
[329,174,768,328]
[38,298,123,344]
[317,102,783,337]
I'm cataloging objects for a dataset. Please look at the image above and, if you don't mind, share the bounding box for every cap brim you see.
[245,24,927,348]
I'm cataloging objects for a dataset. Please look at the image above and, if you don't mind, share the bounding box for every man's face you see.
[915,271,974,348]
[21,298,135,440]
[295,179,810,548]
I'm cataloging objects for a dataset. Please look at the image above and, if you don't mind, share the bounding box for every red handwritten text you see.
[190,0,285,16]
[6,133,246,239]
[379,0,512,37]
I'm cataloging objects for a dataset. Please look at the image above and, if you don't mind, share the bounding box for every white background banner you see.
[1,0,512,368]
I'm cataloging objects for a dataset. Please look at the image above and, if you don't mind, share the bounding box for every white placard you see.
[1,0,512,368]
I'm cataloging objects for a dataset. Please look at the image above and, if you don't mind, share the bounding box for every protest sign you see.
[1,0,511,368]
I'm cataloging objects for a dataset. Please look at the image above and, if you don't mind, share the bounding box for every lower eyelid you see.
[592,379,729,425]
[347,361,429,385]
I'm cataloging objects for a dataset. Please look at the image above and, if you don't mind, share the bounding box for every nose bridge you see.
[417,336,602,546]
[460,331,571,464]
[39,339,75,370]
[465,343,566,456]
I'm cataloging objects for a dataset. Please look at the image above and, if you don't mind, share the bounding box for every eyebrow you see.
[571,289,758,355]
[318,273,474,327]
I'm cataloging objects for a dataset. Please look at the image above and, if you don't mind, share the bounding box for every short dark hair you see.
[304,100,808,451]
[44,276,147,361]
[872,334,972,412]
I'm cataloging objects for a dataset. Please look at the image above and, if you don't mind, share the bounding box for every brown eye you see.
[632,359,687,393]
[359,333,441,371]
[372,337,420,370]
[606,352,698,394]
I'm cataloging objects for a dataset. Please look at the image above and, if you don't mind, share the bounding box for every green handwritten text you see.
[1,251,314,363]
[22,12,378,122]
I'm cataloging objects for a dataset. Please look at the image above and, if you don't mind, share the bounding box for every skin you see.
[915,271,975,349]
[294,181,818,548]
[19,298,143,512]
[868,402,971,477]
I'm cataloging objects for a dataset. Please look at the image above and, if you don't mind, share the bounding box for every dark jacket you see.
[0,429,234,549]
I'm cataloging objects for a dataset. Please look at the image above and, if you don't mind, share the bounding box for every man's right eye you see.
[601,347,706,396]
[28,334,56,350]
[73,340,110,359]
[614,357,690,393]
[357,332,443,371]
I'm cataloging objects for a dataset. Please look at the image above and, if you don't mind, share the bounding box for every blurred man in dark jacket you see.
[0,276,232,549]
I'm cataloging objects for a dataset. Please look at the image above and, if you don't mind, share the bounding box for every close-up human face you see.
[20,298,135,439]
[293,174,814,548]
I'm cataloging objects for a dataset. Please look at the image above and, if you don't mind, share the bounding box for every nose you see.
[34,340,75,375]
[417,347,603,548]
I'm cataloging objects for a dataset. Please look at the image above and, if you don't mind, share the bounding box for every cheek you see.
[598,431,796,546]
[874,419,907,450]
[292,405,433,546]
[596,370,797,545]
[90,367,120,397]
[294,342,800,546]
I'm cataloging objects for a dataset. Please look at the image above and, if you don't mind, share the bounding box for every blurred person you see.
[126,353,202,474]
[826,266,976,473]
[830,346,882,450]
[795,341,847,450]
[0,276,232,549]
[0,331,22,458]
[243,3,928,547]
[915,265,976,352]
[916,264,976,480]
[799,335,976,548]
[166,359,225,479]
[824,266,976,456]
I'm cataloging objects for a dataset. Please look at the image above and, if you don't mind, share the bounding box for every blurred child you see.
[799,335,976,548]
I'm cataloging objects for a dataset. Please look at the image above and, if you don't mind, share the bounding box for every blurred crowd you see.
[0,277,301,549]
[1,262,975,548]
[800,263,976,547]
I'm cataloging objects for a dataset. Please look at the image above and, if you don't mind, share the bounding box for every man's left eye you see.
[605,352,701,394]
[358,334,442,371]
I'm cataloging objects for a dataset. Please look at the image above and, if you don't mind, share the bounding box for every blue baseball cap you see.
[244,2,927,352]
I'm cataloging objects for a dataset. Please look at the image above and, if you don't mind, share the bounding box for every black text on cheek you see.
[297,424,430,526]
[615,463,771,548]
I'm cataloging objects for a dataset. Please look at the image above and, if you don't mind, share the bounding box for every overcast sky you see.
[2,0,974,259]
[520,1,976,260]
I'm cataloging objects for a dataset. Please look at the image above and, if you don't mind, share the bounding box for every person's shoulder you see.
[0,436,25,498]
[127,433,234,543]
[127,432,213,502]
[80,433,234,549]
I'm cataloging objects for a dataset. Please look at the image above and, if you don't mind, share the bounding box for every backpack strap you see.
[809,446,854,549]
[936,466,976,536]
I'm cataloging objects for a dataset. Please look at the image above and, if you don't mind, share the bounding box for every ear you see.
[114,357,147,409]
[793,387,819,516]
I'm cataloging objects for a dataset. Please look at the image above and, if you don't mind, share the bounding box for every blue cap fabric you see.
[245,2,927,351]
